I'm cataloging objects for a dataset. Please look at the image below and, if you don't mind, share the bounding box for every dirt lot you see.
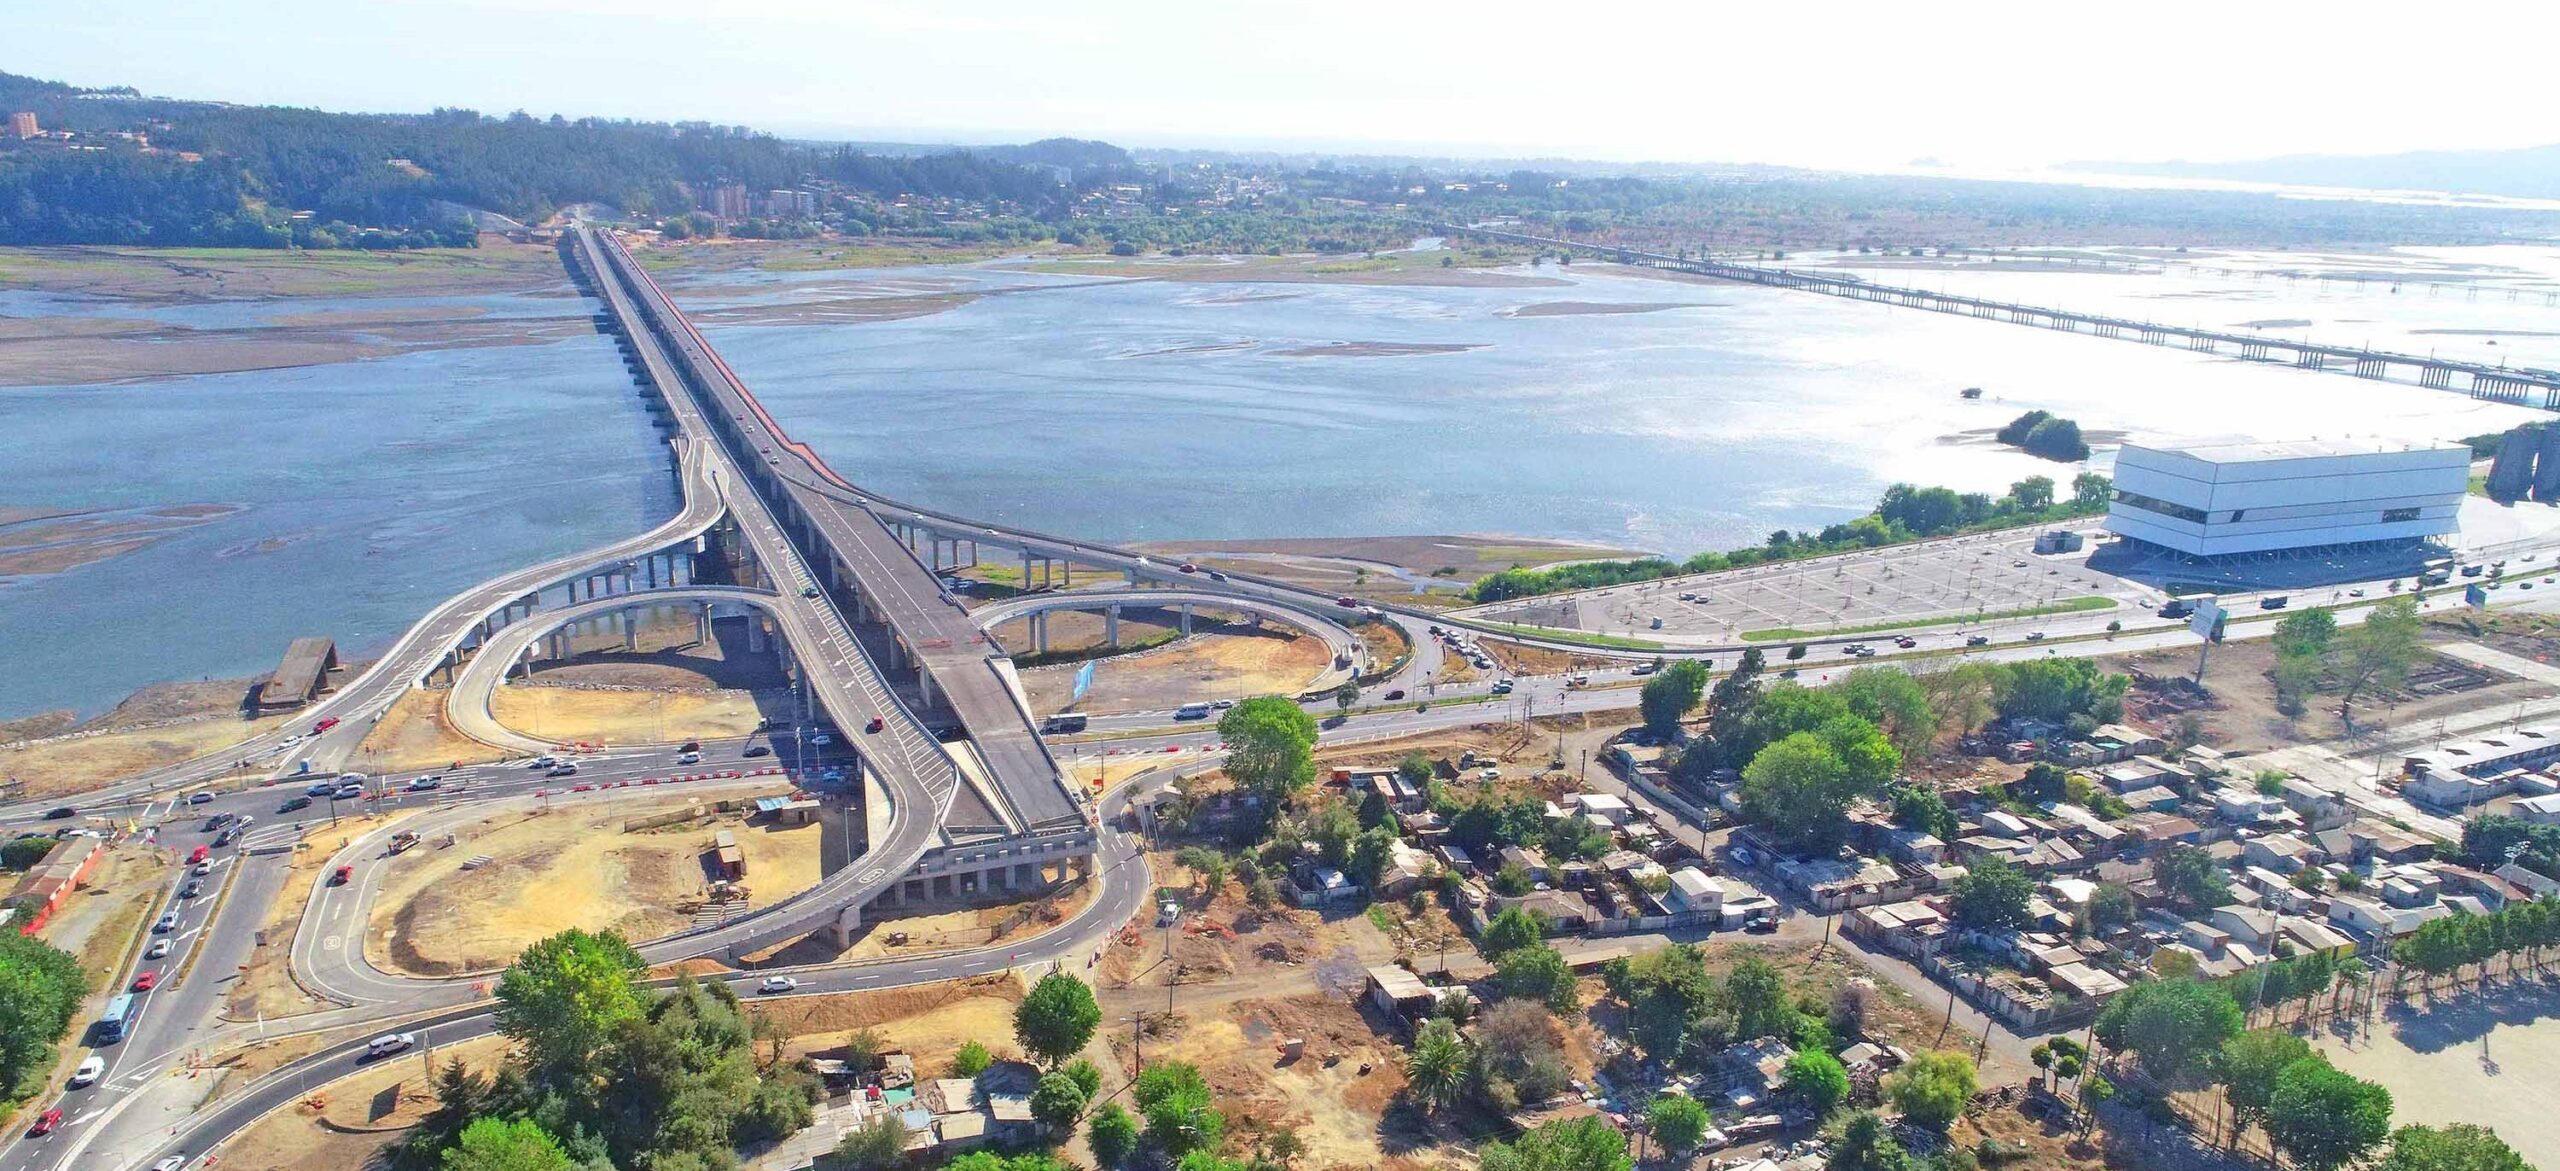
[366,792,822,975]
[2100,617,2557,756]
[36,842,171,978]
[535,609,788,691]
[1020,627,1332,715]
[215,1032,515,1171]
[355,688,513,771]
[1,710,295,798]
[1120,991,1426,1170]
[488,684,768,746]
[999,606,1180,665]
[763,975,1026,1074]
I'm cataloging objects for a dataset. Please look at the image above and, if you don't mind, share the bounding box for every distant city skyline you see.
[16,0,2560,173]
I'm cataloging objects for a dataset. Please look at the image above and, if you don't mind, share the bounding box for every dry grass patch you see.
[358,688,512,771]
[215,1033,514,1171]
[488,684,767,746]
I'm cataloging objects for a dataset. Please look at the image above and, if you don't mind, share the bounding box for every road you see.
[105,769,1173,1171]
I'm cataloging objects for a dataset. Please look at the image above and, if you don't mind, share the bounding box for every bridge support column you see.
[1106,604,1120,648]
[1034,613,1049,655]
[622,610,637,652]
[918,667,939,710]
[519,642,536,680]
[1180,604,1193,636]
[697,602,712,645]
[747,617,767,654]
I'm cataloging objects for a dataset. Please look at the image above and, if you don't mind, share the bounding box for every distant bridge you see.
[1430,222,2560,410]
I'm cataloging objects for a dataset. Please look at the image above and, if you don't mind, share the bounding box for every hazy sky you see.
[16,0,2559,170]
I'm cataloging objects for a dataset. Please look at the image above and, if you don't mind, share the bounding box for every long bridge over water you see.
[1432,222,2560,410]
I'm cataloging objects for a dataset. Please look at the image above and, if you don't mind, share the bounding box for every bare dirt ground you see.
[37,843,171,978]
[216,1032,515,1171]
[1020,628,1331,715]
[1122,990,1424,1170]
[763,975,1025,1075]
[2100,619,2556,756]
[366,793,822,975]
[0,711,296,799]
[1481,641,1617,677]
[488,685,768,746]
[2314,979,2560,1171]
[747,878,1097,969]
[356,688,514,771]
[999,606,1180,664]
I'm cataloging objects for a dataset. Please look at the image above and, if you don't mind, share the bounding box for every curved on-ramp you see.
[970,587,1364,691]
[443,584,785,754]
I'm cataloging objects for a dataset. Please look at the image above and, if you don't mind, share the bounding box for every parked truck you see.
[387,830,422,855]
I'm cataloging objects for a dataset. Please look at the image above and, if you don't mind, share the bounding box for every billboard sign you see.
[2188,598,2224,640]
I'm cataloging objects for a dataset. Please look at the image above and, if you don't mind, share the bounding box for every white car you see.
[70,1055,103,1088]
[758,976,799,994]
[676,751,701,765]
[363,1033,416,1060]
[152,1158,188,1171]
[145,939,171,960]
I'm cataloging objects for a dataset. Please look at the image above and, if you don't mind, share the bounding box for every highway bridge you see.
[1431,221,2560,409]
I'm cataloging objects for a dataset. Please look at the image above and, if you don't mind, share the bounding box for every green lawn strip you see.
[1468,622,1669,651]
[1741,596,2117,642]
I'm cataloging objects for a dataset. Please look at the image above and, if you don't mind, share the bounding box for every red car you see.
[865,716,885,734]
[28,1107,60,1136]
[131,969,160,992]
[1178,563,1198,574]
[313,716,340,734]
[330,865,353,886]
[1334,596,1358,607]
[186,846,210,866]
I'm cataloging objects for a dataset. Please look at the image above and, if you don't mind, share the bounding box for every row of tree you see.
[0,933,85,1104]
[1469,474,2111,603]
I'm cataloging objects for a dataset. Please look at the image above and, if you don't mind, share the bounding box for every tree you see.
[2022,417,2089,461]
[2156,843,2233,909]
[1494,944,1578,1013]
[952,1039,993,1077]
[2079,882,2138,937]
[1727,956,1794,1041]
[2274,608,2338,659]
[1648,1093,1711,1154]
[1134,1062,1220,1157]
[2009,474,2057,510]
[1739,732,1860,853]
[1031,1069,1089,1130]
[1996,411,2053,446]
[1827,1111,1911,1171]
[1639,660,1711,739]
[1951,853,2034,931]
[831,1116,909,1171]
[2217,1029,2313,1134]
[0,933,86,1097]
[492,928,647,1086]
[1481,1116,1631,1171]
[1891,786,1957,841]
[1837,667,1939,760]
[1016,972,1102,1066]
[1783,1049,1851,1118]
[1063,1058,1103,1101]
[1398,752,1435,787]
[2380,1123,2532,1171]
[1334,681,1360,717]
[1481,906,1548,959]
[1216,696,1318,801]
[1474,1001,1573,1111]
[2093,977,2242,1079]
[1087,1103,1140,1168]
[0,838,55,871]
[443,1117,575,1171]
[2335,596,2424,712]
[1402,1018,1470,1114]
[2071,471,2113,511]
[1885,1050,1975,1132]
[2267,1057,2393,1171]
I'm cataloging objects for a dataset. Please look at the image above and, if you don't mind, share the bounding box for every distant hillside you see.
[2084,142,2560,200]
[0,71,1120,248]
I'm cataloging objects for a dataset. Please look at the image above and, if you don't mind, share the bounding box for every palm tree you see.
[1402,1019,1469,1114]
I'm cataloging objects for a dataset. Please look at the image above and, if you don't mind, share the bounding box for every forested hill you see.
[0,70,1128,248]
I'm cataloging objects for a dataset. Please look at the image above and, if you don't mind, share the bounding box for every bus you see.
[98,993,136,1043]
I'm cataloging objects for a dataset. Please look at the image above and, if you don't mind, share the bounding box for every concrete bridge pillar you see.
[622,610,637,652]
[519,641,536,680]
[1032,612,1049,655]
[918,667,939,710]
[1106,604,1121,648]
[1180,604,1193,636]
[747,617,768,654]
[1023,550,1034,590]
[697,602,713,644]
[644,555,657,589]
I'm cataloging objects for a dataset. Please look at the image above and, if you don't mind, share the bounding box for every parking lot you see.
[1469,525,2159,644]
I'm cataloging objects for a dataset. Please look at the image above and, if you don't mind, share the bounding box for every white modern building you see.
[2104,439,2469,558]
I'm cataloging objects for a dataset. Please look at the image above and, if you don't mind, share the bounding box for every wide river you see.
[4,244,2558,719]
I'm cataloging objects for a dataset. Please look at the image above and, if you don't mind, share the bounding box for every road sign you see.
[1072,660,1097,701]
[2188,598,2224,640]
[2467,583,2490,610]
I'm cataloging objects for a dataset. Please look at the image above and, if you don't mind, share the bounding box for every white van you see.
[1173,702,1212,721]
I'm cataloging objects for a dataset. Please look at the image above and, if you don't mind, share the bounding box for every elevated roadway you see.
[568,228,968,957]
[969,587,1364,693]
[582,229,1083,836]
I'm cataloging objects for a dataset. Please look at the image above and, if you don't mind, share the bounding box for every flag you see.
[1072,660,1096,701]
